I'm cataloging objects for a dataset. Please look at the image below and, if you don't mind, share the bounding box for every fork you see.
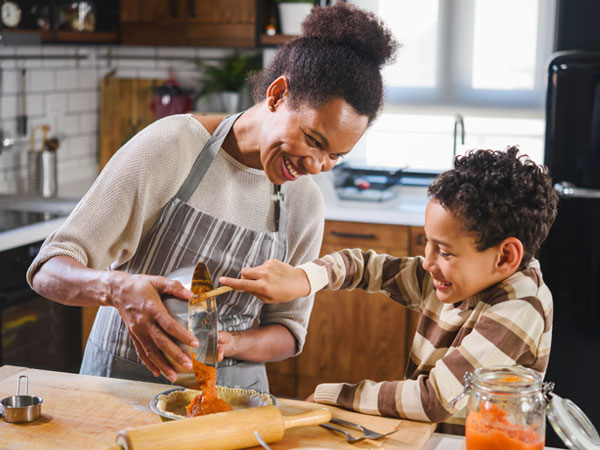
[320,423,399,443]
[330,417,399,440]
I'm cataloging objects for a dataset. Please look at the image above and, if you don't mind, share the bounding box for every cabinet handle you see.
[331,231,377,240]
[415,234,425,246]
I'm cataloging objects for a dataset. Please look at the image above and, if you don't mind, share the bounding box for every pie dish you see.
[150,386,276,421]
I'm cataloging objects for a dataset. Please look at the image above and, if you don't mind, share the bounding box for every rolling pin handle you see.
[283,408,332,430]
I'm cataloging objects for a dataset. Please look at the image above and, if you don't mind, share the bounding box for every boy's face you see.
[422,200,506,304]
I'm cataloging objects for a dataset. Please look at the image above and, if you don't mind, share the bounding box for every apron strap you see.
[274,184,288,253]
[176,112,244,202]
[176,111,287,239]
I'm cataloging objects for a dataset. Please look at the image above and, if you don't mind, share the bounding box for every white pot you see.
[278,2,313,36]
[221,91,241,114]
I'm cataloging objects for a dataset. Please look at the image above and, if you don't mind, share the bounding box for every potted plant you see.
[276,0,314,36]
[196,50,262,113]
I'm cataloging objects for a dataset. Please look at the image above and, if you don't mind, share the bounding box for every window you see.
[347,0,556,168]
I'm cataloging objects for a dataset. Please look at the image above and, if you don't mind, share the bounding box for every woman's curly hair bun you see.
[301,3,397,68]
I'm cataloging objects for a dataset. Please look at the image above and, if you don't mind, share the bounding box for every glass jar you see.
[449,365,600,450]
[464,366,547,449]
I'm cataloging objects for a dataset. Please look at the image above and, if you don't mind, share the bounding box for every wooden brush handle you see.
[197,285,233,300]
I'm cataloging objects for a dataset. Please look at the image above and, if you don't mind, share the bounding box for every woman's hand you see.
[305,392,315,402]
[31,256,199,382]
[105,271,199,382]
[216,331,239,362]
[219,259,310,303]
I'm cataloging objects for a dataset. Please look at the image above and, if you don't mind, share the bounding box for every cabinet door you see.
[120,0,256,47]
[267,221,421,399]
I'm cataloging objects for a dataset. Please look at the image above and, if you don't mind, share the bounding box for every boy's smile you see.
[422,200,507,304]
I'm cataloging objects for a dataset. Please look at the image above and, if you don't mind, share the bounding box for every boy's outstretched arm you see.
[219,259,311,303]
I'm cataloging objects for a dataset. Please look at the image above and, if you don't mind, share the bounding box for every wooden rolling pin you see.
[106,405,332,450]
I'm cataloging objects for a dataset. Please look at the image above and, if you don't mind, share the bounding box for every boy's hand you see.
[219,259,310,303]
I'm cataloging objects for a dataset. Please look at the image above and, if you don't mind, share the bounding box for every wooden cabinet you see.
[266,221,426,399]
[120,0,257,48]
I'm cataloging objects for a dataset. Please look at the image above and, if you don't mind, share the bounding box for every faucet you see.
[453,114,465,158]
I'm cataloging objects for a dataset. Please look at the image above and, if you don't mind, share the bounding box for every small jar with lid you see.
[449,365,600,450]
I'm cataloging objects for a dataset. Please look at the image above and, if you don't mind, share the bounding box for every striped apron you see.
[80,113,288,392]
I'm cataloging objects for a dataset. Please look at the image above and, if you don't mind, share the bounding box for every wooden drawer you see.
[321,220,410,256]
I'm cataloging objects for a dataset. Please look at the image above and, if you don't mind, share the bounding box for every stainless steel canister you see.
[40,149,57,197]
[27,151,41,195]
[0,375,43,423]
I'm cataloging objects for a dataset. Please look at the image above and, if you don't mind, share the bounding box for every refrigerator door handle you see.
[554,181,600,199]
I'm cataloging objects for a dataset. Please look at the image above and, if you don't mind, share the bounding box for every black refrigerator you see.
[541,51,600,447]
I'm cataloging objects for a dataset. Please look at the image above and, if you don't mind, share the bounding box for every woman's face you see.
[259,97,369,185]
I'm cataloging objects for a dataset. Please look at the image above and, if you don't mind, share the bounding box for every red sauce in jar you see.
[466,401,544,450]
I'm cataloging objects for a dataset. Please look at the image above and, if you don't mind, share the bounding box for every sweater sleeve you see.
[313,291,550,422]
[298,248,426,309]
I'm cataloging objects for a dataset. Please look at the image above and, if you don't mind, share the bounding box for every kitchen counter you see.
[0,365,436,449]
[0,178,96,252]
[314,173,428,226]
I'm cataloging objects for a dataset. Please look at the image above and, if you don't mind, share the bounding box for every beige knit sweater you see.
[27,114,325,351]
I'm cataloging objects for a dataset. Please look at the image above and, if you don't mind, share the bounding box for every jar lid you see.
[547,393,600,450]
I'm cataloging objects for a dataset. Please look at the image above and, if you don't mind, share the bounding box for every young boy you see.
[220,146,559,422]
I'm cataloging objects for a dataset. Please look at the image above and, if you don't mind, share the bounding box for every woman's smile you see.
[282,154,301,180]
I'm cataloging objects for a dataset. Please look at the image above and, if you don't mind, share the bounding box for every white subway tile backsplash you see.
[29,70,55,92]
[46,93,67,114]
[80,113,97,134]
[69,135,95,159]
[1,96,18,120]
[25,94,44,117]
[56,114,79,135]
[87,91,98,111]
[0,42,237,193]
[67,91,91,112]
[56,70,80,90]
[138,69,169,80]
[41,46,78,68]
[1,70,19,95]
[78,69,98,89]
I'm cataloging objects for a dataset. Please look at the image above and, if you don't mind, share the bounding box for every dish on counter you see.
[150,386,276,421]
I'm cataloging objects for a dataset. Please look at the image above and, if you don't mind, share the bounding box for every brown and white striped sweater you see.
[298,249,553,422]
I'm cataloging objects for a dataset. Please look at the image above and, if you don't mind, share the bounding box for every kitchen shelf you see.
[259,33,298,46]
[1,29,118,45]
[53,31,119,44]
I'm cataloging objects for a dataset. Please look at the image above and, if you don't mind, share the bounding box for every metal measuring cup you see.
[0,375,43,423]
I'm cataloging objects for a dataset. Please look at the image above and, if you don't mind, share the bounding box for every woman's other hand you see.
[305,392,315,402]
[106,271,199,382]
[218,259,310,303]
[216,330,239,362]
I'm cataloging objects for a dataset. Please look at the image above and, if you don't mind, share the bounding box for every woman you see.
[27,3,397,391]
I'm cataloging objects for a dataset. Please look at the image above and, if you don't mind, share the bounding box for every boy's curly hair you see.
[427,146,559,268]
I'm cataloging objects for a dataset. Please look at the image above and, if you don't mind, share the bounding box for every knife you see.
[189,262,218,367]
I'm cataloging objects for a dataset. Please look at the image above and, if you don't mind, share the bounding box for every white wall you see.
[0,44,231,196]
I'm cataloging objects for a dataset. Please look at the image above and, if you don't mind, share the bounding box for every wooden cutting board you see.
[0,366,435,449]
[99,76,163,170]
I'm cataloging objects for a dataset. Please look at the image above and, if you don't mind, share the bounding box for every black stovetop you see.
[0,209,63,233]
